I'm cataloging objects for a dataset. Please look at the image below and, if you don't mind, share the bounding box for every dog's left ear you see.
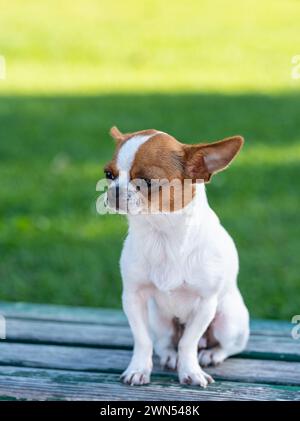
[109,126,124,143]
[184,136,244,182]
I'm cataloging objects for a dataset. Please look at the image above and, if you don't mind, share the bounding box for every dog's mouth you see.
[105,190,145,215]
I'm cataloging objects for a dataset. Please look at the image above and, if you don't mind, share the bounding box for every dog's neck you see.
[128,183,217,239]
[126,183,220,292]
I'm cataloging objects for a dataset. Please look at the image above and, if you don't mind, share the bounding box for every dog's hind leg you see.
[148,299,179,370]
[198,289,249,367]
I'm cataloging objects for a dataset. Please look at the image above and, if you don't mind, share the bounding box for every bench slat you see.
[0,366,299,401]
[0,302,292,335]
[0,302,127,326]
[0,342,299,386]
[4,318,299,361]
[0,302,298,401]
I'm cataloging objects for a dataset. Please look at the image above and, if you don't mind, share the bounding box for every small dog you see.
[104,126,249,387]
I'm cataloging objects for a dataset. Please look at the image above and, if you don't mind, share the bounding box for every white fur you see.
[120,169,249,387]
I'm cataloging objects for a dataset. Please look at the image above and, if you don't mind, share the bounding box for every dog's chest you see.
[146,230,185,291]
[142,225,222,293]
[153,285,201,322]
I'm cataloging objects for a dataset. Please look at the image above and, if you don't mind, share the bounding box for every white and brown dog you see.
[104,126,249,387]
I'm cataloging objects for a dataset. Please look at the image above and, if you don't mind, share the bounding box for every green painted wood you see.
[0,301,292,335]
[0,366,299,401]
[5,318,132,348]
[0,301,298,400]
[250,319,293,337]
[0,342,299,386]
[0,301,127,326]
[245,336,300,362]
[4,318,299,361]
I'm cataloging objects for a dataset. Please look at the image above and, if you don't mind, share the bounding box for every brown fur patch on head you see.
[109,126,158,145]
[129,132,189,212]
[130,132,184,181]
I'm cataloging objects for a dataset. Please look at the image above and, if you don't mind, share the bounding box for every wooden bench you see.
[0,301,299,401]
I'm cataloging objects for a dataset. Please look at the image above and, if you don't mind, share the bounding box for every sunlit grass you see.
[237,144,300,165]
[1,0,300,94]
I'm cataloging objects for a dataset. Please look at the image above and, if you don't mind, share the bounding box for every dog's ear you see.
[184,136,244,182]
[109,126,124,143]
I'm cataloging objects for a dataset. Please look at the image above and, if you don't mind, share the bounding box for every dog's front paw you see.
[120,367,151,386]
[178,366,214,387]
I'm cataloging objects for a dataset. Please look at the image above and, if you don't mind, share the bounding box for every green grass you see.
[0,0,299,319]
[1,0,300,93]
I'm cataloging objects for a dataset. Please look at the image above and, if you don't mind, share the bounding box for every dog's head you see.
[104,126,243,214]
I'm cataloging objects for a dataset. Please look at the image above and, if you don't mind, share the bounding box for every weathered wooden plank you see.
[0,366,298,401]
[250,319,292,337]
[5,319,132,348]
[0,342,299,386]
[246,336,300,361]
[0,301,127,326]
[4,318,299,361]
[0,301,292,335]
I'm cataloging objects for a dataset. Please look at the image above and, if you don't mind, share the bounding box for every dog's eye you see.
[104,170,115,180]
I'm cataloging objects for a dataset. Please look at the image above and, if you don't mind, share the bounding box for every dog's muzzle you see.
[107,182,144,214]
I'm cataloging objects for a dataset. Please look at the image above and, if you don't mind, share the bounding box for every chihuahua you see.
[104,126,249,387]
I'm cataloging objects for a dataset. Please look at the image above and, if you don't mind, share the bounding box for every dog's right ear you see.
[110,126,124,143]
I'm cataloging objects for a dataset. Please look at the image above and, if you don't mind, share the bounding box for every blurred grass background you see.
[0,0,299,319]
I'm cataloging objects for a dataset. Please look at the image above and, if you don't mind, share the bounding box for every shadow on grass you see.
[0,92,299,319]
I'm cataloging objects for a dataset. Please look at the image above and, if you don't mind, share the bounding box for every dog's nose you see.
[107,185,120,209]
[107,184,128,212]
